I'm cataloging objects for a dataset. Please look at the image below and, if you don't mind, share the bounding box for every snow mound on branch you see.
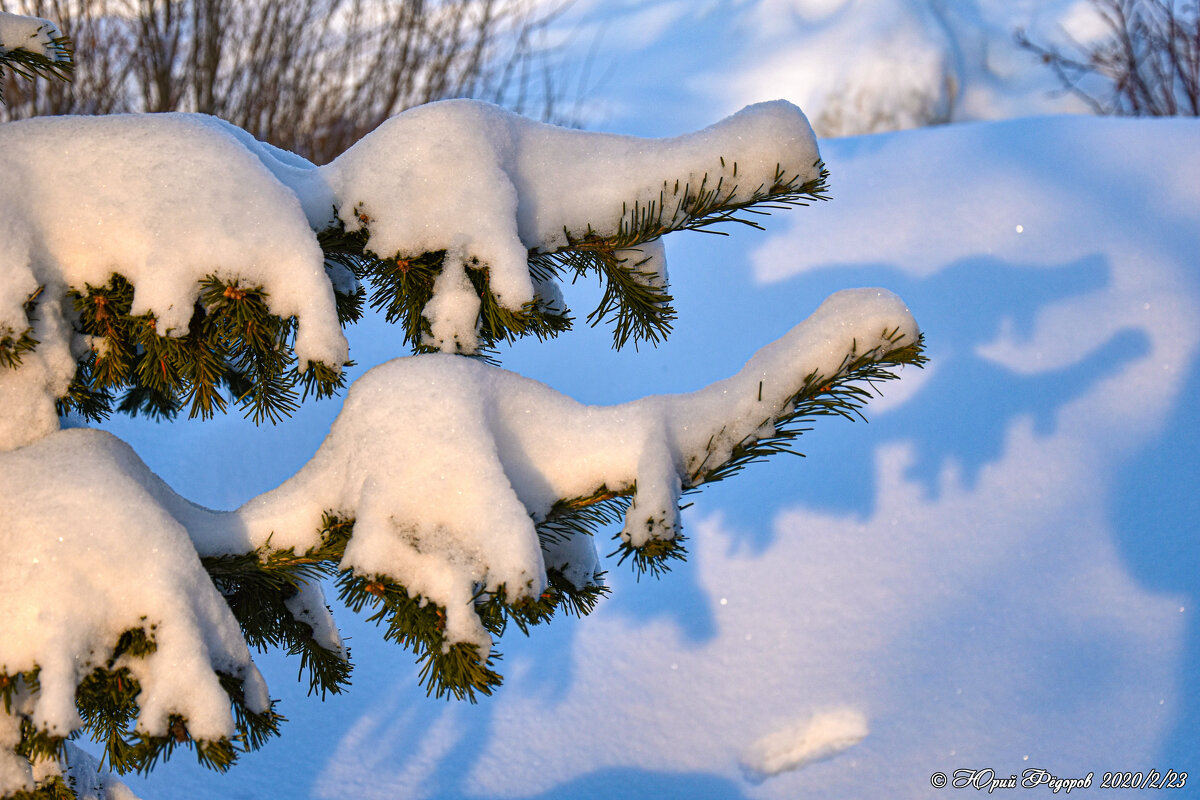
[0,113,345,361]
[741,707,869,779]
[0,429,268,795]
[0,113,347,449]
[232,288,916,656]
[324,98,821,349]
[0,11,63,58]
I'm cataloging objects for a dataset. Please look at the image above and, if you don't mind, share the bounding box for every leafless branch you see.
[0,0,570,162]
[1017,0,1200,117]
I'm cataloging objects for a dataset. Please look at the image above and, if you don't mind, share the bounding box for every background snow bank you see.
[558,0,1109,137]
[113,113,1199,798]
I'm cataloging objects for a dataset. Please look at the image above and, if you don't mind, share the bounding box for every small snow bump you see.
[741,707,869,781]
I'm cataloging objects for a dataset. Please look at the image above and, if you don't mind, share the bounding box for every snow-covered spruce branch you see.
[0,100,820,447]
[533,159,828,348]
[225,288,922,700]
[322,99,827,352]
[0,430,287,795]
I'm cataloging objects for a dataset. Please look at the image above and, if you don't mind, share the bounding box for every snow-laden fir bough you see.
[0,15,924,799]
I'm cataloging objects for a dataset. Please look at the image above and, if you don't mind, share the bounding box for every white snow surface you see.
[0,11,63,58]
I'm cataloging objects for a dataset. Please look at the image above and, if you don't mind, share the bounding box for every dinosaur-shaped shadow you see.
[716,253,1150,523]
[601,252,1149,644]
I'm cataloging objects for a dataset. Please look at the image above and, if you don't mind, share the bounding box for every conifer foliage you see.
[0,14,923,799]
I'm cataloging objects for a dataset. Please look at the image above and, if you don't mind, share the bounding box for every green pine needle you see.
[337,570,504,702]
[538,487,629,546]
[201,541,351,699]
[2,624,282,791]
[0,326,38,371]
[61,273,348,425]
[0,286,44,372]
[686,329,927,487]
[609,533,690,581]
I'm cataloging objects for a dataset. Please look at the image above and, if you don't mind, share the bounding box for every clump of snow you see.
[0,428,269,796]
[0,113,347,366]
[0,709,28,794]
[421,251,485,353]
[0,292,76,449]
[0,113,349,452]
[614,239,670,293]
[284,581,345,658]
[324,98,821,348]
[233,288,916,654]
[740,707,869,780]
[0,11,64,59]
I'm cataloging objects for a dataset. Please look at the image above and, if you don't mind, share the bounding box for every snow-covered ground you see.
[89,1,1198,798]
